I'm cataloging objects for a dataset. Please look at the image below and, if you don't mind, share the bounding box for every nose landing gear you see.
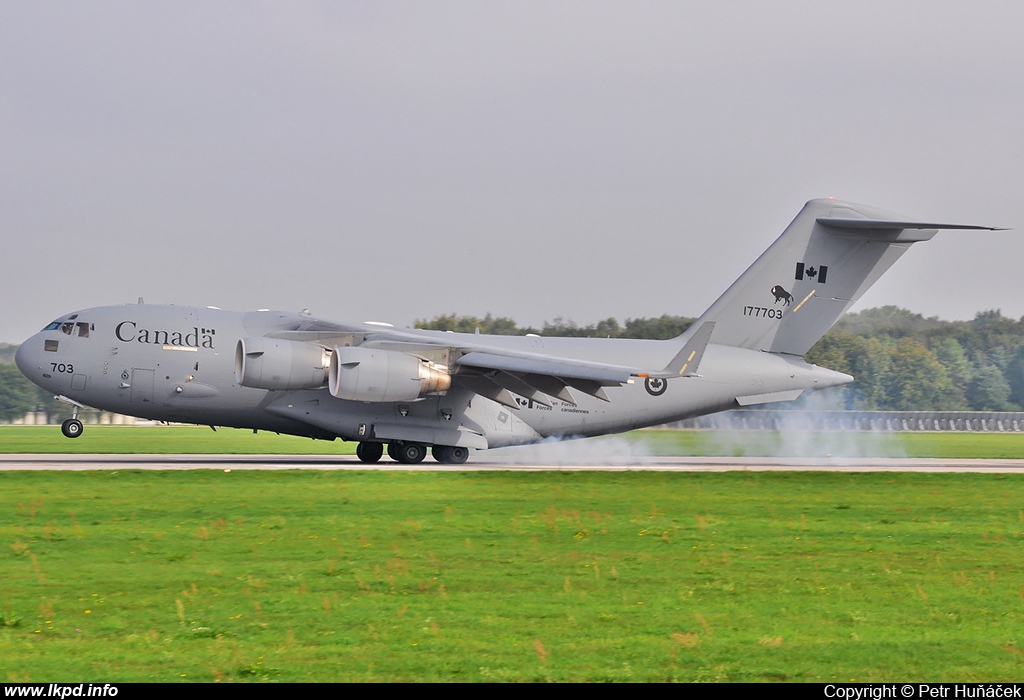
[55,394,87,439]
[61,418,83,438]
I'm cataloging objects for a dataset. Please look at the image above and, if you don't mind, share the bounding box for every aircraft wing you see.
[451,330,718,408]
[261,328,637,408]
[455,351,634,384]
[260,321,716,410]
[450,350,641,408]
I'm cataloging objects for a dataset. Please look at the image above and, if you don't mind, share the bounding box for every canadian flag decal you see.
[795,262,828,284]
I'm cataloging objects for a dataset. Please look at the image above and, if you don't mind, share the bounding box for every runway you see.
[4,454,1024,472]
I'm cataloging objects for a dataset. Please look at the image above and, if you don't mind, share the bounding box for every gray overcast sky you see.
[2,1,1022,343]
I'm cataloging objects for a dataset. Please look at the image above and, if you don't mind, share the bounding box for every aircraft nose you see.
[15,336,38,378]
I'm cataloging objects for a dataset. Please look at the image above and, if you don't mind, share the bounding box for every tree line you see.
[417,307,1024,412]
[804,307,1024,411]
[414,313,696,340]
[3,306,1024,421]
[0,344,80,422]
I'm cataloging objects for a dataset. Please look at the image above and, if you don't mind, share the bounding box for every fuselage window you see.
[45,340,59,352]
[75,322,90,338]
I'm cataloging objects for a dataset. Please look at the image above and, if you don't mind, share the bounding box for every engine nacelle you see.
[234,337,331,391]
[329,346,451,402]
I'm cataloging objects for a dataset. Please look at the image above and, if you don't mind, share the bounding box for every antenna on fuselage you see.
[137,297,144,305]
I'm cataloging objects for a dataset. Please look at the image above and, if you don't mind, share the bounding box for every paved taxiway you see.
[3,454,1024,473]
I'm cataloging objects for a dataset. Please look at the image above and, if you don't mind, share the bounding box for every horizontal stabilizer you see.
[817,218,1005,231]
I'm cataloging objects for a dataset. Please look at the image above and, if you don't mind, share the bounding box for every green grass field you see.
[3,427,1024,681]
[2,469,1024,682]
[7,424,1024,458]
[0,425,359,455]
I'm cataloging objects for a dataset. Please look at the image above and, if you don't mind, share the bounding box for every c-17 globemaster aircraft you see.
[15,199,1000,464]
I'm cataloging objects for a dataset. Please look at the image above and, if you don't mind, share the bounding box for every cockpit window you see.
[42,319,90,336]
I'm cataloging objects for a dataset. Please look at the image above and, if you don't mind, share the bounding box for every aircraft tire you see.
[434,445,469,464]
[356,442,383,463]
[61,419,84,439]
[395,442,427,464]
[387,442,401,461]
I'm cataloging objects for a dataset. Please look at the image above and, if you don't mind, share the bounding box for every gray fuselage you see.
[15,303,849,449]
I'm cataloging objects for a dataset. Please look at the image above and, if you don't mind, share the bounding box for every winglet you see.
[654,322,715,377]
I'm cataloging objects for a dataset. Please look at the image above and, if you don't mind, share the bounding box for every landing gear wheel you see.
[433,445,469,464]
[61,418,83,439]
[387,442,401,461]
[356,442,383,463]
[395,442,427,464]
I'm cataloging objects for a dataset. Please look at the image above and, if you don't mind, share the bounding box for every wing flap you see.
[519,373,577,405]
[561,378,611,401]
[485,372,553,407]
[456,351,635,384]
[455,376,523,410]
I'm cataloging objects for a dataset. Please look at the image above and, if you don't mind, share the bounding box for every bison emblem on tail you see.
[770,285,793,305]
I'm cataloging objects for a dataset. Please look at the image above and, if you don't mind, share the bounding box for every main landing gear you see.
[355,441,383,463]
[388,441,427,464]
[354,441,470,465]
[432,445,469,465]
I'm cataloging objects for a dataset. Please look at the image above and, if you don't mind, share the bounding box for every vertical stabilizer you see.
[691,199,998,356]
